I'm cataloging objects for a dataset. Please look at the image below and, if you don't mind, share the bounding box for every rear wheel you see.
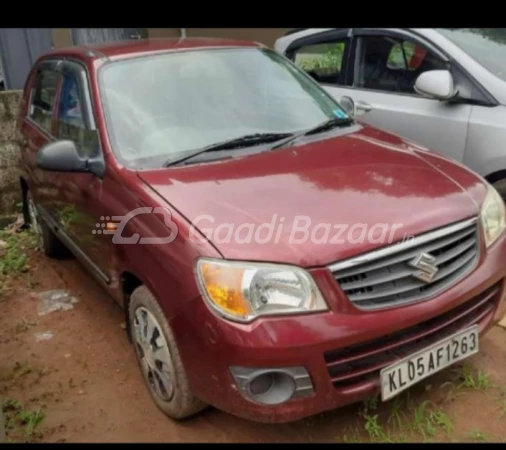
[26,190,67,258]
[128,285,207,420]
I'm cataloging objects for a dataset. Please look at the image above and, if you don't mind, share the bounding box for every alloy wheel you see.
[133,306,175,402]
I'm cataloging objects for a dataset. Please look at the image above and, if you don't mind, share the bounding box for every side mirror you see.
[36,140,104,177]
[414,70,458,100]
[340,96,356,118]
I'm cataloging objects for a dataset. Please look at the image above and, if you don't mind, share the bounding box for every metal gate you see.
[71,28,147,45]
[0,28,53,90]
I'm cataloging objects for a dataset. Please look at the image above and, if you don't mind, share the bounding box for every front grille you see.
[324,281,501,390]
[330,217,480,310]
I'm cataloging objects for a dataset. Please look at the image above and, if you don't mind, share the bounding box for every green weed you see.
[469,429,488,442]
[459,367,490,390]
[17,409,45,441]
[412,400,453,439]
[0,229,36,276]
[2,399,45,442]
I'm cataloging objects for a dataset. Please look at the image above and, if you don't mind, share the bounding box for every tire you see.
[26,190,67,258]
[128,285,207,419]
[492,178,506,203]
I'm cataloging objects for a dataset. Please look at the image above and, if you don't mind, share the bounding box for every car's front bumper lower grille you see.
[323,281,502,390]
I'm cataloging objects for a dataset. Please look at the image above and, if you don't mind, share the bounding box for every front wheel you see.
[128,286,207,420]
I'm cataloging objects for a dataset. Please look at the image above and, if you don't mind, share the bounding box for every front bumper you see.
[170,234,506,423]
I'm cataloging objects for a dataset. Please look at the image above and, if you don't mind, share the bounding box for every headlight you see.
[195,258,328,322]
[480,184,506,248]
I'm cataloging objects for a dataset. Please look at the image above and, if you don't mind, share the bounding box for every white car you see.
[275,28,506,199]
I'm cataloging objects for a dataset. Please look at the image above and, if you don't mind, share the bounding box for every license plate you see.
[380,325,479,401]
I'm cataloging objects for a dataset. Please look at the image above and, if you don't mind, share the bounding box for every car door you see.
[288,29,473,163]
[21,60,62,224]
[344,29,474,162]
[52,60,114,285]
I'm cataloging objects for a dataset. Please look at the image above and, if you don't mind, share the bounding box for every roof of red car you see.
[46,37,263,61]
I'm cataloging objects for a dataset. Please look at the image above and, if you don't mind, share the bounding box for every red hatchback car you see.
[18,38,506,423]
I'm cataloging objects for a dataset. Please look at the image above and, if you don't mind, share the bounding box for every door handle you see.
[356,101,372,112]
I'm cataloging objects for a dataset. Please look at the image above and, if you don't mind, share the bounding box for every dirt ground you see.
[1,228,506,443]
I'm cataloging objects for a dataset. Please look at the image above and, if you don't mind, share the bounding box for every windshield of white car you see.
[98,47,350,168]
[437,28,506,82]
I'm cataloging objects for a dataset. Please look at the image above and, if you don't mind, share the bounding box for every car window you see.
[99,47,348,168]
[292,40,349,85]
[57,71,99,157]
[29,69,59,132]
[356,35,447,94]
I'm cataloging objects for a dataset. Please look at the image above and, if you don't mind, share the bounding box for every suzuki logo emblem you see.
[409,252,439,283]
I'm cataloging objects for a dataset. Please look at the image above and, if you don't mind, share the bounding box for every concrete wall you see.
[0,90,22,215]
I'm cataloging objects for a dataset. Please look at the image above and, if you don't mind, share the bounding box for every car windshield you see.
[437,28,506,82]
[98,47,347,167]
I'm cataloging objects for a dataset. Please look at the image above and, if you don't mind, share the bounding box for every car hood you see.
[137,125,487,267]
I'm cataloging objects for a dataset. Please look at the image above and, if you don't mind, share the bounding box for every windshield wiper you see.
[163,132,293,167]
[269,116,354,151]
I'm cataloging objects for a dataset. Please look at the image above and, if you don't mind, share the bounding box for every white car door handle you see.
[356,101,372,112]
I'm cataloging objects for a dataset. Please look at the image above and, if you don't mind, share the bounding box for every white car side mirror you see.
[414,70,458,100]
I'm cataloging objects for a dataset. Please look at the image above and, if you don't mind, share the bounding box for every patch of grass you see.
[458,366,490,390]
[361,395,379,415]
[364,414,383,440]
[387,392,409,431]
[2,399,22,433]
[17,409,45,441]
[469,429,488,442]
[0,229,36,277]
[2,399,45,442]
[0,246,27,275]
[3,398,22,412]
[362,414,407,443]
[427,408,453,435]
[412,400,453,439]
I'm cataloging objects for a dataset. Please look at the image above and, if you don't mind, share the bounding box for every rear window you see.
[28,69,59,132]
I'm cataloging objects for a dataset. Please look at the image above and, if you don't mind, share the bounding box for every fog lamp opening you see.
[230,366,314,405]
[246,371,296,405]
